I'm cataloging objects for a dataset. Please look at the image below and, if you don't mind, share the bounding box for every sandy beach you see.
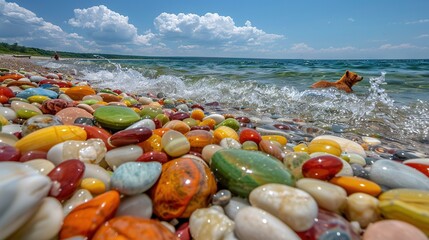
[0,54,51,73]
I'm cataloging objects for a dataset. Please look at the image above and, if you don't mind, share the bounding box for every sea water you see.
[40,57,429,154]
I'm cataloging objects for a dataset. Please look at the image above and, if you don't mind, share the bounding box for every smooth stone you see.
[296,178,347,214]
[259,139,284,160]
[0,132,19,146]
[369,159,429,190]
[215,118,240,131]
[223,196,250,220]
[108,127,152,147]
[136,151,169,164]
[363,220,427,240]
[0,142,20,161]
[314,135,366,157]
[55,107,94,125]
[15,125,87,152]
[362,136,381,146]
[239,128,262,144]
[201,144,224,164]
[60,191,120,239]
[163,120,191,134]
[283,152,311,180]
[341,152,367,166]
[93,106,141,130]
[150,158,217,220]
[78,124,112,150]
[297,209,360,240]
[10,101,43,114]
[351,163,370,179]
[0,162,52,240]
[92,216,176,240]
[302,155,343,180]
[80,178,106,195]
[211,149,295,197]
[16,108,41,119]
[189,207,235,240]
[21,114,63,136]
[0,106,17,120]
[65,86,96,101]
[111,161,162,195]
[330,176,382,196]
[63,189,93,216]
[345,193,380,228]
[249,183,318,231]
[1,124,22,134]
[212,189,232,206]
[219,137,241,149]
[47,159,86,201]
[336,158,354,177]
[203,114,225,124]
[104,145,143,170]
[213,126,239,144]
[47,139,106,165]
[7,197,63,240]
[308,139,342,156]
[234,206,300,240]
[83,163,111,191]
[24,159,55,175]
[186,130,215,152]
[161,130,191,157]
[16,88,58,99]
[125,118,156,130]
[115,193,153,219]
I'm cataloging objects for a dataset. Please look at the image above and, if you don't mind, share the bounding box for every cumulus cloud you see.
[0,0,85,50]
[154,12,283,47]
[417,34,429,39]
[347,18,355,22]
[68,5,154,46]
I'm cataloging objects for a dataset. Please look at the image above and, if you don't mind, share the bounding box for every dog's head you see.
[345,70,363,86]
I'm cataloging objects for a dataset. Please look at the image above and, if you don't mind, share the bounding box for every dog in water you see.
[311,70,363,93]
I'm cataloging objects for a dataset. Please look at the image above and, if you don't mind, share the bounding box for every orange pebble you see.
[93,216,177,240]
[329,176,382,197]
[138,134,163,152]
[153,128,170,137]
[191,108,205,121]
[65,86,96,101]
[199,118,217,129]
[60,190,120,239]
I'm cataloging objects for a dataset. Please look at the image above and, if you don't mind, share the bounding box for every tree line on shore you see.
[0,42,146,59]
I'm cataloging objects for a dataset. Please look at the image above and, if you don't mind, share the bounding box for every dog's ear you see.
[345,70,350,77]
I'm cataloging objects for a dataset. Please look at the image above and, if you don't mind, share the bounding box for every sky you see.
[1,0,429,59]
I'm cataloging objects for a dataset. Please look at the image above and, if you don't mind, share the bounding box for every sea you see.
[37,57,429,154]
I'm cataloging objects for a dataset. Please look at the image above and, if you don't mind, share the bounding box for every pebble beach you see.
[1,55,429,239]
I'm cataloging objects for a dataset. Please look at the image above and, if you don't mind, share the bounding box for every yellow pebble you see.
[261,135,287,146]
[293,143,309,153]
[27,95,50,104]
[80,178,106,195]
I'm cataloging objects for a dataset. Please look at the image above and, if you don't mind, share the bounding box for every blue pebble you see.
[110,162,162,195]
[16,88,58,99]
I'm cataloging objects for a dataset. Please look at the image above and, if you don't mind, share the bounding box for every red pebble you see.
[0,86,15,98]
[136,151,169,164]
[47,159,85,201]
[175,222,191,240]
[108,127,152,147]
[19,150,47,162]
[77,124,112,150]
[302,155,343,180]
[0,142,21,162]
[404,162,429,177]
[170,112,191,121]
[239,128,262,144]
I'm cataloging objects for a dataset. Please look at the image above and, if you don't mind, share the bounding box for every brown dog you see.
[311,70,363,93]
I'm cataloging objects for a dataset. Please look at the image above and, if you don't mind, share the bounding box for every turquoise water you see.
[40,57,429,153]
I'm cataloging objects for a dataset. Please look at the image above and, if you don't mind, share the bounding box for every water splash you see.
[77,62,428,153]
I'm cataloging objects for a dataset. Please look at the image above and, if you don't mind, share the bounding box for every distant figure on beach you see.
[311,70,363,93]
[53,52,59,61]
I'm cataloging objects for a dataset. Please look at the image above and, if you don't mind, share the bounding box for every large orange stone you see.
[65,86,96,100]
[59,190,120,239]
[93,216,178,240]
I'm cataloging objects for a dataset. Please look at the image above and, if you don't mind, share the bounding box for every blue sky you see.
[1,0,428,59]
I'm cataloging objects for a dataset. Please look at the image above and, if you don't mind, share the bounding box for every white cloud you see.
[379,43,415,50]
[347,18,355,22]
[417,34,429,39]
[0,0,85,51]
[290,43,314,52]
[68,5,154,46]
[406,19,429,24]
[154,12,283,47]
